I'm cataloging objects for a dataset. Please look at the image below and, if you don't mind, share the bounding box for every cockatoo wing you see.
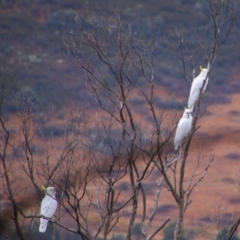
[174,118,192,150]
[188,76,209,111]
[39,195,57,233]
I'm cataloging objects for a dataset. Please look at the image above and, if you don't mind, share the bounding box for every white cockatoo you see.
[174,108,192,151]
[39,186,57,233]
[188,66,209,111]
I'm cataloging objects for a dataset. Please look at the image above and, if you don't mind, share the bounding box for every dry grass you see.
[2,91,240,239]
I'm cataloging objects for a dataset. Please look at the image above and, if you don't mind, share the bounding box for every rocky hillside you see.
[0,0,240,114]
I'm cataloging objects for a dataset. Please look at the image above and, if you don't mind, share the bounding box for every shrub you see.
[216,228,240,240]
[163,221,188,240]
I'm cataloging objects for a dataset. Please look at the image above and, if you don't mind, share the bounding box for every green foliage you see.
[132,222,142,236]
[216,228,240,240]
[163,221,188,240]
[113,234,125,240]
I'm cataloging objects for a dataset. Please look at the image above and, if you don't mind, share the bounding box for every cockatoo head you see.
[199,65,208,77]
[183,107,192,118]
[42,186,56,197]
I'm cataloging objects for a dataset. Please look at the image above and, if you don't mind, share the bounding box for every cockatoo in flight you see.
[188,66,209,111]
[39,186,57,233]
[174,108,192,151]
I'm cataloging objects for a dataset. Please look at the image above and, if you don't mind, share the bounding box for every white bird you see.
[39,186,57,233]
[188,66,209,111]
[174,108,192,151]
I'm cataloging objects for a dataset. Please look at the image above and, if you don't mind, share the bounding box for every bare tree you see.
[0,0,239,240]
[63,1,238,239]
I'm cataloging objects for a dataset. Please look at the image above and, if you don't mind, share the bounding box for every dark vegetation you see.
[0,0,240,114]
[157,204,178,214]
[162,221,189,240]
[0,220,79,240]
[0,1,240,239]
[225,153,240,160]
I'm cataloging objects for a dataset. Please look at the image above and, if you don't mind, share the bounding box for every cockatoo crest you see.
[42,186,56,197]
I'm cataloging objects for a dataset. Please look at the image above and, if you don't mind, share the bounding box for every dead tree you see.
[63,1,238,239]
[0,1,238,240]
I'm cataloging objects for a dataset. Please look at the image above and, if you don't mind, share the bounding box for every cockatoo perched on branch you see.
[39,186,57,233]
[174,108,192,151]
[188,66,209,111]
